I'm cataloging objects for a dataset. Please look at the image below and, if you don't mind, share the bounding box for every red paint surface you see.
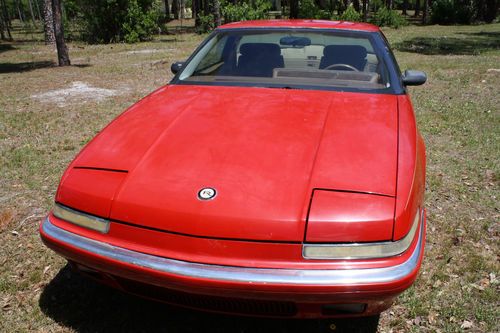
[60,85,398,242]
[218,19,380,32]
[306,190,395,243]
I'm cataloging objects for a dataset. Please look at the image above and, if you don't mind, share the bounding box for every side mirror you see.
[402,70,427,86]
[171,61,185,74]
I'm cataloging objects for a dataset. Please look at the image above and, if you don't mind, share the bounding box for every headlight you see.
[303,208,420,260]
[52,203,110,233]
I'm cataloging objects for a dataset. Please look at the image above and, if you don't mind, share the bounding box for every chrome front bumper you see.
[41,216,424,286]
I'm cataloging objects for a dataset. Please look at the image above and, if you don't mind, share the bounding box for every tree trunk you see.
[484,0,499,22]
[35,0,43,20]
[52,0,70,66]
[164,0,171,21]
[193,0,201,27]
[28,0,38,27]
[16,0,25,22]
[172,0,179,19]
[422,0,428,23]
[0,0,12,40]
[353,0,360,11]
[43,0,55,44]
[362,0,367,20]
[414,0,420,17]
[402,0,408,15]
[290,0,299,18]
[212,0,221,26]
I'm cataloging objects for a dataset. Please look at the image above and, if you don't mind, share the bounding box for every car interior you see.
[183,32,388,89]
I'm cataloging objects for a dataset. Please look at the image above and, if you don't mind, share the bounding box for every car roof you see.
[217,20,380,32]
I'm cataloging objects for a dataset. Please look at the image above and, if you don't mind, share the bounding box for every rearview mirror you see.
[280,36,311,47]
[171,61,185,74]
[402,70,427,86]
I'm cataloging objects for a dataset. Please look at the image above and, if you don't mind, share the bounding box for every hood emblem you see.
[198,187,217,200]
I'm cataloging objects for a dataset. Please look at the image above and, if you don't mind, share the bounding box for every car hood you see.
[61,85,398,242]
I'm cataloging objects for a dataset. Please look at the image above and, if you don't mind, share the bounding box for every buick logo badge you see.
[198,187,217,200]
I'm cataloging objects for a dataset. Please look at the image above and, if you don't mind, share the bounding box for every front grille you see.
[115,277,297,317]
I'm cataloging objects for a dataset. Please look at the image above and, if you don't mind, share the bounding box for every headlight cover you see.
[303,208,420,260]
[52,203,110,233]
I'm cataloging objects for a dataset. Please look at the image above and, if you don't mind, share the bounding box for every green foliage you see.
[371,7,408,28]
[197,13,215,34]
[336,4,362,22]
[122,0,161,43]
[77,0,162,43]
[298,0,330,19]
[430,0,475,25]
[221,0,271,23]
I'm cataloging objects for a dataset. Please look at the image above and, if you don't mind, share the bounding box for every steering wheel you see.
[324,63,359,72]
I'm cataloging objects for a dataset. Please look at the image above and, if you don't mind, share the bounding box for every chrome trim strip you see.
[42,216,424,286]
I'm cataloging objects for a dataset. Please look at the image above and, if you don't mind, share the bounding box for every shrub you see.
[371,7,408,28]
[298,0,331,19]
[77,0,162,43]
[221,0,271,23]
[337,4,362,22]
[123,0,161,43]
[430,0,475,25]
[197,13,215,33]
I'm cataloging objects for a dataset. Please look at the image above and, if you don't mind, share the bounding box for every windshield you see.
[176,29,392,91]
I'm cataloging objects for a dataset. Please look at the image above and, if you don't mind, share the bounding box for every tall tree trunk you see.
[362,0,367,20]
[28,0,38,27]
[43,0,55,44]
[0,0,12,40]
[35,0,43,20]
[16,0,25,23]
[52,0,70,66]
[484,0,499,22]
[353,0,360,11]
[192,0,200,27]
[290,0,299,18]
[402,0,408,15]
[164,0,171,21]
[414,0,420,16]
[422,0,428,23]
[172,0,179,19]
[212,0,221,26]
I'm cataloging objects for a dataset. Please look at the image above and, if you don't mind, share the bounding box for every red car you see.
[40,20,427,328]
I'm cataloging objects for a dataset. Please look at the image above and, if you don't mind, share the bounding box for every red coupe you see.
[40,20,427,327]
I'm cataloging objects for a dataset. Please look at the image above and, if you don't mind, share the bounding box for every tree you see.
[43,0,55,44]
[414,0,420,16]
[402,0,408,15]
[172,0,178,19]
[0,0,12,40]
[422,0,428,23]
[164,0,171,21]
[52,0,70,66]
[362,0,368,20]
[290,0,299,18]
[212,0,221,26]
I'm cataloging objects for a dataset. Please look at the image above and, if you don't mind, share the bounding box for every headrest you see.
[323,45,367,59]
[240,43,281,57]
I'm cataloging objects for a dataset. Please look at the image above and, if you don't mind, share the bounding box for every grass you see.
[0,22,499,332]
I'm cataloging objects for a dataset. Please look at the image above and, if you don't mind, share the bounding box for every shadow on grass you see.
[0,61,55,73]
[0,61,91,73]
[395,31,500,55]
[39,265,378,333]
[0,43,16,53]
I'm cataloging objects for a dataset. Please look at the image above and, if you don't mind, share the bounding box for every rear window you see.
[177,29,391,91]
